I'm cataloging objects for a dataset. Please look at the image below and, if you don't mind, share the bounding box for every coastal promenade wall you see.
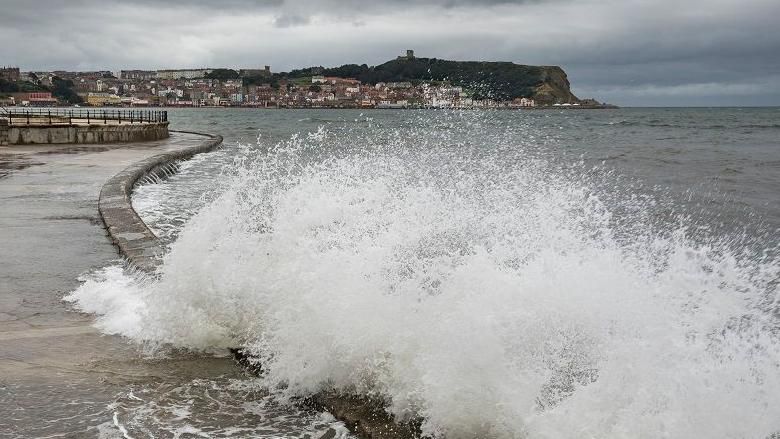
[98,130,222,273]
[6,121,169,145]
[0,119,8,146]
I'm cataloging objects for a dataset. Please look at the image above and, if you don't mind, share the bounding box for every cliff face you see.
[532,65,579,104]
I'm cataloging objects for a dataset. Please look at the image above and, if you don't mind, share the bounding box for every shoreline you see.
[6,104,619,110]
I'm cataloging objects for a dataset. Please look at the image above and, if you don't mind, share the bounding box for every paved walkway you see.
[0,134,239,438]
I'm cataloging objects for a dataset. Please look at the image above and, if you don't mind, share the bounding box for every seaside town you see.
[0,67,540,110]
[1,52,604,110]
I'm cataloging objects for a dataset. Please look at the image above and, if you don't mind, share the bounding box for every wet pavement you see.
[0,134,244,438]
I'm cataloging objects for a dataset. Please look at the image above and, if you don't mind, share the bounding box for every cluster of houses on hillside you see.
[1,66,539,109]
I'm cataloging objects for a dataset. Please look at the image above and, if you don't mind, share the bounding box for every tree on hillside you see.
[206,69,240,81]
[51,77,83,104]
[0,78,19,93]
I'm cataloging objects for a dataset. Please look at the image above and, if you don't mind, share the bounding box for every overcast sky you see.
[1,0,778,106]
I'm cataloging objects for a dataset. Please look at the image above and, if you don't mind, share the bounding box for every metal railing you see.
[0,107,167,126]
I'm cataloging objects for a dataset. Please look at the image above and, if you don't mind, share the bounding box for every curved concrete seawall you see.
[98,130,222,273]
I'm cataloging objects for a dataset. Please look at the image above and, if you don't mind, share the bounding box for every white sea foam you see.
[67,112,780,438]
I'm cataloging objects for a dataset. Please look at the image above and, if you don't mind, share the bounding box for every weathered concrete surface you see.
[0,132,239,438]
[98,130,222,273]
[312,393,422,439]
[0,119,8,146]
[7,121,169,145]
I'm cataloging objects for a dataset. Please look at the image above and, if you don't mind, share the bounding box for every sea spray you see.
[67,111,780,438]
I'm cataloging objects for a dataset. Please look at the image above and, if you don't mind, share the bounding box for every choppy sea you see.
[68,107,780,438]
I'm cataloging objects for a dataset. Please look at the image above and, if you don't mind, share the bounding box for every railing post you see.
[48,110,51,125]
[87,111,90,125]
[26,111,30,125]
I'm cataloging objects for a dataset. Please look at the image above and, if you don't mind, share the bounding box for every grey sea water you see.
[76,107,780,438]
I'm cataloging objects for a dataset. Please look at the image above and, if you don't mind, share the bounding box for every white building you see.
[156,69,213,80]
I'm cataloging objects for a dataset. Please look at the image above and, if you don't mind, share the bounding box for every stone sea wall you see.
[6,122,169,145]
[0,119,8,146]
[98,130,221,273]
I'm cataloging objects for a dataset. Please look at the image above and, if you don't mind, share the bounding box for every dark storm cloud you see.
[1,0,778,105]
[273,14,312,28]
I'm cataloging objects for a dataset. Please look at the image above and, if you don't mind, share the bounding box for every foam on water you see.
[100,377,353,438]
[67,111,780,438]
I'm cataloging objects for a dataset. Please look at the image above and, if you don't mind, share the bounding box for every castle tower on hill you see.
[398,50,415,60]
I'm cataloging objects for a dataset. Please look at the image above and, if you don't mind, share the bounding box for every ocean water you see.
[68,108,780,438]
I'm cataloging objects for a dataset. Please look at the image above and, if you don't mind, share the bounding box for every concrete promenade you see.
[0,133,236,438]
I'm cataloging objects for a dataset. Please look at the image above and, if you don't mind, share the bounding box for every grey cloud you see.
[273,14,311,28]
[0,0,778,105]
